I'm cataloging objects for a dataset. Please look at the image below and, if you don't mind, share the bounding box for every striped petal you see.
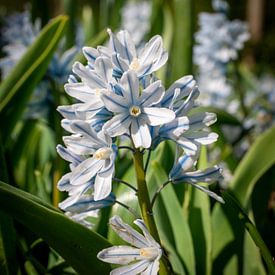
[71,158,104,185]
[120,70,139,105]
[111,260,149,275]
[98,246,143,265]
[100,90,129,113]
[109,216,149,248]
[141,259,160,275]
[139,80,164,106]
[142,107,175,126]
[94,173,113,201]
[131,119,151,148]
[103,113,132,137]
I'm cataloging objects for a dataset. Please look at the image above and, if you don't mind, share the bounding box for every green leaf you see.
[0,15,68,146]
[148,161,195,275]
[212,127,275,273]
[169,0,194,83]
[231,126,275,205]
[0,182,111,274]
[188,146,212,275]
[222,192,274,274]
[0,136,17,275]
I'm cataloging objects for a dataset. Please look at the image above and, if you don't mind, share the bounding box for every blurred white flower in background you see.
[121,0,151,45]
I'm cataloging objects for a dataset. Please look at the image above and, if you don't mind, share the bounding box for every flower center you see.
[140,247,160,260]
[129,58,140,71]
[129,105,141,117]
[94,147,112,160]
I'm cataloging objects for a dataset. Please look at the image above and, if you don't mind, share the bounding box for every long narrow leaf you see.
[212,127,275,273]
[0,182,111,274]
[0,15,68,145]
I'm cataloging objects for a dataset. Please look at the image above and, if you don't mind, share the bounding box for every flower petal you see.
[82,46,99,67]
[109,216,149,248]
[70,120,103,144]
[72,62,106,89]
[131,119,151,148]
[162,75,195,107]
[188,182,224,203]
[117,30,137,61]
[169,154,195,180]
[142,107,175,126]
[159,116,190,138]
[138,35,164,66]
[59,193,115,212]
[175,166,223,184]
[184,131,219,145]
[141,259,160,275]
[64,82,95,102]
[100,90,129,113]
[111,260,149,275]
[63,136,97,155]
[112,53,129,74]
[134,220,160,248]
[120,70,139,105]
[139,80,164,106]
[94,174,113,200]
[71,158,104,185]
[94,56,113,82]
[56,144,82,165]
[103,113,132,137]
[97,246,143,264]
[108,29,134,63]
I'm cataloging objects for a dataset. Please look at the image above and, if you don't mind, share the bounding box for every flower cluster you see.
[57,29,223,273]
[194,0,250,112]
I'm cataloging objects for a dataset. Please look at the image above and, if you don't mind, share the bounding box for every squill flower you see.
[101,70,175,148]
[169,151,224,202]
[98,216,162,275]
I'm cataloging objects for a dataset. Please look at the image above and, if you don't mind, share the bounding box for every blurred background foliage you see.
[0,0,274,274]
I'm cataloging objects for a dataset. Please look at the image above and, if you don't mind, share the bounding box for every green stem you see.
[133,150,171,275]
[223,192,275,274]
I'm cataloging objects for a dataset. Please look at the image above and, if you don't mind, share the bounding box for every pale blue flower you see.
[151,76,218,155]
[58,120,117,201]
[121,1,152,45]
[169,151,224,202]
[97,215,162,275]
[101,70,175,148]
[194,1,250,112]
[63,56,114,120]
[83,29,168,79]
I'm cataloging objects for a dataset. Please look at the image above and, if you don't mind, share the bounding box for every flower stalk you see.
[133,149,171,275]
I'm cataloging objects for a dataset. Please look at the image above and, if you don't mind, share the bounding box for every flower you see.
[97,216,162,275]
[169,150,224,202]
[83,29,168,78]
[151,75,218,155]
[193,0,250,112]
[57,120,117,201]
[121,1,152,45]
[101,70,175,148]
[56,144,116,227]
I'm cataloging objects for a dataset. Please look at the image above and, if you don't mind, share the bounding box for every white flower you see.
[59,120,117,201]
[83,29,168,78]
[97,216,162,275]
[169,151,224,203]
[121,1,152,45]
[101,70,175,148]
